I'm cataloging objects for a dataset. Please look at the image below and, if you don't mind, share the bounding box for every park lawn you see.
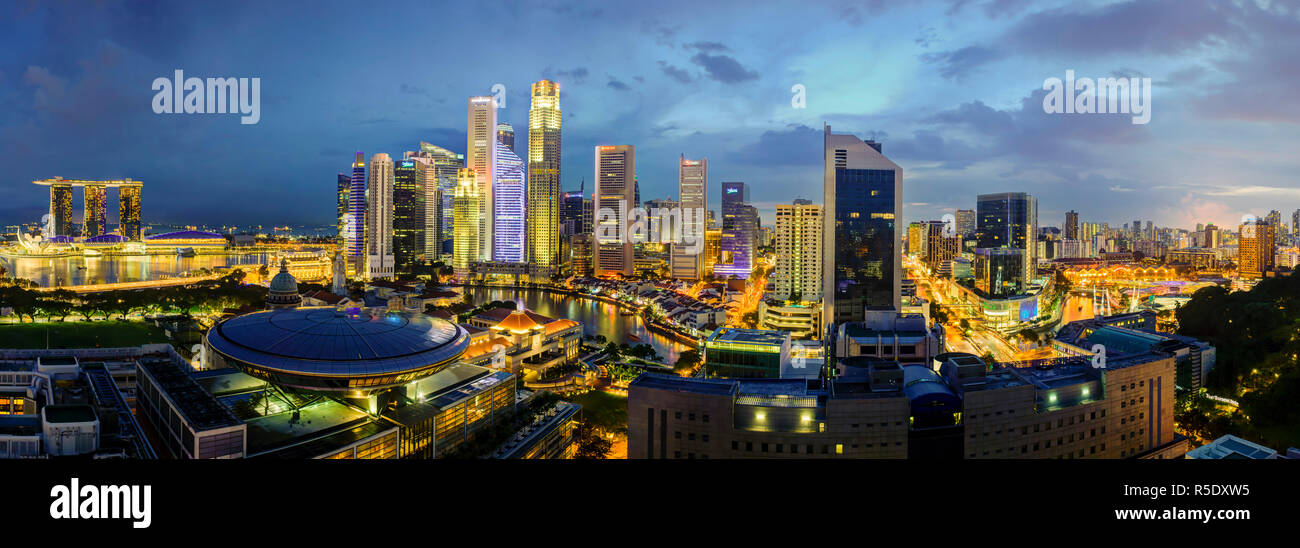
[0,321,171,349]
[564,390,628,435]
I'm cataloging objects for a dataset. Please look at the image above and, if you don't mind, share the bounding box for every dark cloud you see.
[544,66,589,84]
[658,61,692,84]
[607,77,630,91]
[689,52,759,83]
[728,124,820,166]
[683,41,729,52]
[920,46,1002,80]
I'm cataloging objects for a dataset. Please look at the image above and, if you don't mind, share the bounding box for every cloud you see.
[684,41,729,52]
[728,124,820,166]
[545,66,589,84]
[658,61,692,84]
[920,46,1003,80]
[689,52,759,83]
[606,77,630,91]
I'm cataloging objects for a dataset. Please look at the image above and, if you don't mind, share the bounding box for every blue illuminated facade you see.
[492,140,526,263]
[715,181,754,279]
[347,151,367,269]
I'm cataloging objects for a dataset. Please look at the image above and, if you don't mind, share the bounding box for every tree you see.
[573,419,612,459]
[673,349,702,376]
[44,289,76,322]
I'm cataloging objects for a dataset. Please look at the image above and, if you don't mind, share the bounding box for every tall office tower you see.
[496,122,515,152]
[527,79,562,268]
[1204,223,1221,248]
[772,199,823,301]
[823,126,902,325]
[1064,210,1079,240]
[642,198,680,245]
[1131,219,1141,239]
[118,185,141,241]
[1145,220,1154,240]
[83,184,107,238]
[907,222,928,256]
[925,220,960,272]
[670,155,708,280]
[714,182,755,279]
[392,158,425,271]
[346,152,367,276]
[955,208,976,239]
[492,140,526,263]
[48,182,73,237]
[406,142,463,258]
[452,169,480,275]
[337,173,350,241]
[1238,220,1276,279]
[594,145,635,276]
[1292,210,1300,238]
[366,153,396,280]
[467,96,498,260]
[975,192,1037,291]
[561,191,587,236]
[570,233,593,276]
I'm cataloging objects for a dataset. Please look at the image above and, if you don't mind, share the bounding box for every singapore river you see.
[466,286,689,364]
[0,253,269,288]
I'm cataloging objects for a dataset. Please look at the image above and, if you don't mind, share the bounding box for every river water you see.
[0,253,269,287]
[465,286,688,364]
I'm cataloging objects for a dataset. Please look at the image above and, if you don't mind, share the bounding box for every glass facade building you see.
[347,152,367,275]
[527,80,562,267]
[49,183,73,237]
[975,192,1037,291]
[492,140,526,263]
[393,159,425,271]
[714,181,754,279]
[82,184,107,238]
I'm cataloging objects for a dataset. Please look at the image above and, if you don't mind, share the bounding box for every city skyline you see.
[3,1,1298,231]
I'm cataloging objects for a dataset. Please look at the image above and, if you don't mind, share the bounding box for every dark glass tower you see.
[715,182,754,279]
[822,126,901,326]
[975,192,1037,291]
[392,159,425,271]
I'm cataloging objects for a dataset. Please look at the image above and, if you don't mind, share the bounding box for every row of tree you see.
[0,270,266,323]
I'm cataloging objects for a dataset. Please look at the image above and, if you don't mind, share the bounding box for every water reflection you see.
[1,254,269,287]
[467,287,688,364]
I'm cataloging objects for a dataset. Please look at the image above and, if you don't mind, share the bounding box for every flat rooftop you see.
[43,404,98,423]
[706,327,789,348]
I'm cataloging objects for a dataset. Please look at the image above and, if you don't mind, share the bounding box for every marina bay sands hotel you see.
[34,177,142,240]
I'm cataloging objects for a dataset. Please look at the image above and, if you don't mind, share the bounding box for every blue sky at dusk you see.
[1,0,1297,231]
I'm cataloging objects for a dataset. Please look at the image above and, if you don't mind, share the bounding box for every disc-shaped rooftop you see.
[205,307,470,393]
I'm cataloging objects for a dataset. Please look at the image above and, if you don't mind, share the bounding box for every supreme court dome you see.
[204,307,470,393]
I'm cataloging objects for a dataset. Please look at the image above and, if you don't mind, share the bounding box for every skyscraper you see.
[48,182,73,237]
[594,145,635,276]
[453,168,480,276]
[1064,210,1079,240]
[955,208,975,239]
[925,220,959,273]
[527,79,562,268]
[337,173,350,242]
[1293,209,1300,238]
[823,126,901,325]
[976,192,1037,292]
[496,122,515,153]
[670,155,707,280]
[346,152,367,276]
[467,96,498,261]
[561,191,588,236]
[83,184,107,238]
[406,142,462,259]
[492,140,526,263]
[118,185,141,241]
[714,182,755,279]
[1239,220,1276,279]
[772,199,822,301]
[392,158,425,271]
[366,153,395,280]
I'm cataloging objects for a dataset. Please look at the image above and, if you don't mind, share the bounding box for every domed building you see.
[265,259,303,309]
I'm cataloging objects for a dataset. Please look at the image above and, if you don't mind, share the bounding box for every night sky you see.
[2,0,1297,231]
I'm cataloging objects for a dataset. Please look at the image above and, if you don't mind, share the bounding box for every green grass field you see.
[0,321,170,349]
[564,390,628,435]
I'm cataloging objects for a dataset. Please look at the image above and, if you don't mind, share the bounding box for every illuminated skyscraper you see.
[118,185,141,241]
[976,192,1037,292]
[823,126,901,325]
[406,142,463,259]
[561,191,588,236]
[467,97,498,260]
[83,184,107,238]
[493,140,526,263]
[955,208,975,239]
[347,152,367,276]
[497,122,515,153]
[670,155,707,280]
[772,199,822,301]
[392,158,425,271]
[49,182,73,237]
[337,173,350,241]
[452,169,480,276]
[714,182,755,279]
[594,145,635,276]
[366,153,395,280]
[1239,220,1276,279]
[527,79,562,268]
